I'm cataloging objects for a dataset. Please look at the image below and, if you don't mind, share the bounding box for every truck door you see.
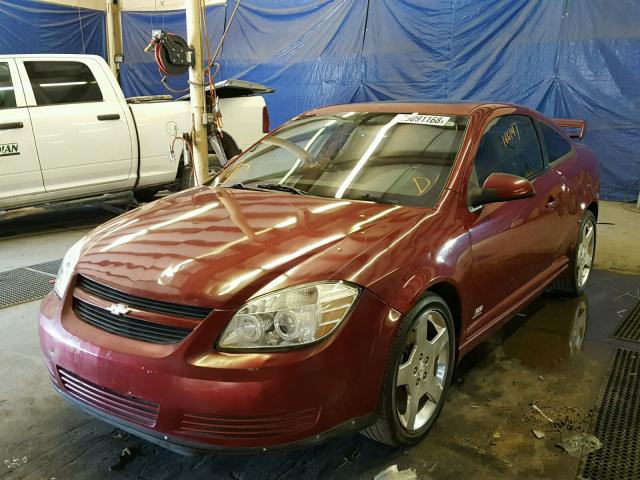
[0,59,43,201]
[17,58,133,192]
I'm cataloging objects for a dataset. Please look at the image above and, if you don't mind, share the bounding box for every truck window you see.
[24,61,103,106]
[0,62,16,109]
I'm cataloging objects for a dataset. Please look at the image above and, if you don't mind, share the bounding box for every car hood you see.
[76,187,426,309]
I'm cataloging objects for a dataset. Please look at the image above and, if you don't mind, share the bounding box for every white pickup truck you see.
[0,54,271,212]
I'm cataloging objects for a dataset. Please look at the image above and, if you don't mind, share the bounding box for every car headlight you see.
[54,237,86,298]
[218,282,360,350]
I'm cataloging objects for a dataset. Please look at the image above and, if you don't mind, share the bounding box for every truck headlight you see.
[54,238,86,298]
[218,282,360,350]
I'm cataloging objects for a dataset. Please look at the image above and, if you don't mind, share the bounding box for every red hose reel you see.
[145,30,194,76]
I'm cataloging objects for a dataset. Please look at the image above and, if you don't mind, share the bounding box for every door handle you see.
[0,121,24,130]
[546,196,560,209]
[97,114,120,121]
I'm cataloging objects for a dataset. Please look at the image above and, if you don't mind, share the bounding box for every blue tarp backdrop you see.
[0,0,105,57]
[0,0,638,200]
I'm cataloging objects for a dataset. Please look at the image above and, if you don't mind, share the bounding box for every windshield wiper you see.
[256,183,311,195]
[222,182,267,192]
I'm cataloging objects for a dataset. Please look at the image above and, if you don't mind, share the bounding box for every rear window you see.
[24,61,103,106]
[541,122,572,162]
[0,62,16,109]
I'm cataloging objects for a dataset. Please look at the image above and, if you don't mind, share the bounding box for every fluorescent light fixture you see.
[39,81,89,87]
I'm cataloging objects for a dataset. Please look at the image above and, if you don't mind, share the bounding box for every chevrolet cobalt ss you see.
[39,102,599,453]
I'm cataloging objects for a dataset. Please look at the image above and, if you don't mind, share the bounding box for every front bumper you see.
[38,288,399,452]
[51,381,375,455]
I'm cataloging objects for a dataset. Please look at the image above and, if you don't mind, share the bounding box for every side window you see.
[0,62,17,109]
[472,115,544,187]
[24,61,103,106]
[540,122,572,162]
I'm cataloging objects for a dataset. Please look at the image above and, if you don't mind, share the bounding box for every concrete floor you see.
[1,200,639,479]
[593,201,640,274]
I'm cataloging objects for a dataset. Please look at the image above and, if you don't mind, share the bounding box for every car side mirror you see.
[469,172,535,208]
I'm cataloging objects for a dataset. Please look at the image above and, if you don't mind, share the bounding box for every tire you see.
[208,132,240,171]
[133,188,160,203]
[172,133,240,191]
[551,210,597,297]
[361,293,455,446]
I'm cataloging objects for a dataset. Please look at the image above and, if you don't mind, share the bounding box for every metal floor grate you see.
[614,300,640,343]
[0,259,61,309]
[581,349,640,479]
[28,258,62,276]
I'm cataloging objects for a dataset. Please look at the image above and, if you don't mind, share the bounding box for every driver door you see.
[466,113,564,333]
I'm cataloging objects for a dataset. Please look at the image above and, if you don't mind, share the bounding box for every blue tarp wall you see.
[0,0,105,57]
[0,1,636,200]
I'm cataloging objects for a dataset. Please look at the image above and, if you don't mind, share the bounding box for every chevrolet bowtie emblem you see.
[107,303,131,316]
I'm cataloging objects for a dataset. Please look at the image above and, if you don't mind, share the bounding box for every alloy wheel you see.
[395,310,450,431]
[576,218,595,288]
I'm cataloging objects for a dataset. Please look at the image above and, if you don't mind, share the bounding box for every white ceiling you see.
[39,0,107,10]
[121,0,225,11]
[42,0,226,11]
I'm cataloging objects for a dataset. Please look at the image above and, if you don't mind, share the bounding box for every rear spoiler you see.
[552,118,586,139]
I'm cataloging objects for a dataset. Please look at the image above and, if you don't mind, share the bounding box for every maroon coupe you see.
[39,102,599,453]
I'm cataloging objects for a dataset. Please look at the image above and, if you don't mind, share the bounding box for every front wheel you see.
[551,210,596,296]
[361,293,455,446]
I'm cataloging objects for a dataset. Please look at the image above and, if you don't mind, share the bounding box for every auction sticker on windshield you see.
[395,114,451,126]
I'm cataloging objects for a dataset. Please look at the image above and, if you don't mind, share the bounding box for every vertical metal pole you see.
[185,0,210,185]
[105,0,117,76]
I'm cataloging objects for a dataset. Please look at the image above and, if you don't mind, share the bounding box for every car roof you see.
[308,101,519,116]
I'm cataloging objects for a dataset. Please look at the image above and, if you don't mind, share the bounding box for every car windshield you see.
[214,112,468,208]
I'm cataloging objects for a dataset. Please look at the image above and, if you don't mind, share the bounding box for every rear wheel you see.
[174,133,240,189]
[361,293,455,446]
[551,210,596,296]
[133,187,160,203]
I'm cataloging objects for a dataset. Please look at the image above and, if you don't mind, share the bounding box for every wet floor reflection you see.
[501,295,588,370]
[454,292,599,384]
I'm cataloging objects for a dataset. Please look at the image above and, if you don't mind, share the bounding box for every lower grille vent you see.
[58,368,159,427]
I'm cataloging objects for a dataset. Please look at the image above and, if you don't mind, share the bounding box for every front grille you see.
[77,275,211,320]
[58,368,160,427]
[74,298,192,344]
[178,408,319,439]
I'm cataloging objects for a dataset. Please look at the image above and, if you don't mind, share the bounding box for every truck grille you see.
[77,275,211,320]
[74,298,193,344]
[58,368,160,427]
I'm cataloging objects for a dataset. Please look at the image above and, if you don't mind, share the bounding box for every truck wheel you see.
[550,210,596,297]
[134,188,160,203]
[208,132,240,171]
[361,293,455,446]
[173,133,239,190]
